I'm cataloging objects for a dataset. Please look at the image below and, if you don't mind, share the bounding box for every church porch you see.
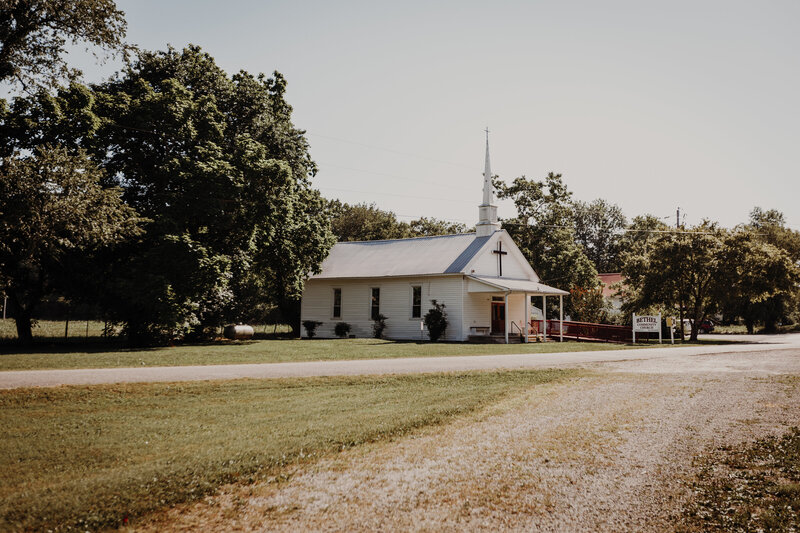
[465,276,569,344]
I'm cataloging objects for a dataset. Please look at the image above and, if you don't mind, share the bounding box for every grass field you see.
[0,368,576,531]
[0,336,645,371]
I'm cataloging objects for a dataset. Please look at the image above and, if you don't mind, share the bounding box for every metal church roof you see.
[309,232,493,279]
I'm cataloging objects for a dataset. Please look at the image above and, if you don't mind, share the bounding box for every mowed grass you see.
[0,336,640,371]
[0,368,576,531]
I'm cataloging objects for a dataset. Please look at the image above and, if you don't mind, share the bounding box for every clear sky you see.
[56,0,800,229]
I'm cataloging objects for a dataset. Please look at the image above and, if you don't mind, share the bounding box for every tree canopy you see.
[572,198,627,273]
[1,45,335,343]
[0,145,141,343]
[493,172,598,316]
[327,200,467,242]
[621,222,723,340]
[0,0,129,91]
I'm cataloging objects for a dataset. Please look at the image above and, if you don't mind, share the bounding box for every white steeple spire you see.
[476,127,501,237]
[482,127,493,206]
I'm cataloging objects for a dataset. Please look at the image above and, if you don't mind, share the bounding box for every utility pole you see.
[676,207,680,228]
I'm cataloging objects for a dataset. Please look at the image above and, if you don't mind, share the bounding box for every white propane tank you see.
[223,324,254,340]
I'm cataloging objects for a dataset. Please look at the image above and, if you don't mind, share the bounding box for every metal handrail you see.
[510,321,523,336]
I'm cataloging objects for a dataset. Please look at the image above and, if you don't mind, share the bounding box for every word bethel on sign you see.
[632,313,662,344]
[633,314,660,332]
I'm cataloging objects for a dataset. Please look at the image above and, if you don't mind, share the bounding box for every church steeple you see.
[476,127,501,237]
[482,128,493,206]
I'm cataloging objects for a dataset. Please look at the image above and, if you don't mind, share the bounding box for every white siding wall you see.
[469,233,532,279]
[301,276,465,340]
[463,291,492,332]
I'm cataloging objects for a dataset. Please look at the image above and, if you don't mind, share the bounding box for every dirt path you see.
[137,350,800,532]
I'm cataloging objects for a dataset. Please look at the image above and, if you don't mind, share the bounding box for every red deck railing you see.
[530,319,634,343]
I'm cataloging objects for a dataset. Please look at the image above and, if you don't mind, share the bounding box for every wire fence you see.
[0,319,294,342]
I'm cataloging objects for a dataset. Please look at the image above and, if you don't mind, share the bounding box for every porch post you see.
[524,293,530,343]
[504,292,509,344]
[559,294,564,342]
[542,295,547,342]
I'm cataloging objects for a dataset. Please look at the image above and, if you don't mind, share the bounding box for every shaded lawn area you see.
[0,337,651,371]
[680,425,800,532]
[0,368,577,531]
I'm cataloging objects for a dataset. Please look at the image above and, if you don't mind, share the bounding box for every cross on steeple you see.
[493,241,508,276]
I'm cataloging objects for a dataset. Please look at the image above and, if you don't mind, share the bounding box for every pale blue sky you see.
[54,1,800,228]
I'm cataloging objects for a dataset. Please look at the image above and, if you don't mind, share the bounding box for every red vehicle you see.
[698,319,715,334]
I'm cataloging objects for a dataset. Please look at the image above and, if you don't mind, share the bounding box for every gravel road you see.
[2,333,799,389]
[135,344,800,532]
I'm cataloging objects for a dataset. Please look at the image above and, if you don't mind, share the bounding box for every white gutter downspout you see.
[504,291,510,344]
[524,292,530,343]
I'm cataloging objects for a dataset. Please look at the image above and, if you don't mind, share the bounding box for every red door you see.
[491,302,505,334]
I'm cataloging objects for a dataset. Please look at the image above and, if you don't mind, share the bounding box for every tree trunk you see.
[8,292,33,346]
[745,317,755,334]
[14,308,33,346]
[278,298,301,337]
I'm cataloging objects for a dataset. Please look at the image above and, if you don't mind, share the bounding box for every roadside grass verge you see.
[679,427,800,532]
[0,337,644,371]
[0,318,293,342]
[0,368,577,531]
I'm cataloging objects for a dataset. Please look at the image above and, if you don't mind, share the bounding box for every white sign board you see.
[633,315,660,332]
[632,313,662,344]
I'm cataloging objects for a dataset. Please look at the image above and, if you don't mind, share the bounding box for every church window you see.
[332,288,342,318]
[370,288,380,320]
[411,286,422,318]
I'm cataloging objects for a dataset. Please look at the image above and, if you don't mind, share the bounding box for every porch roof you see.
[467,275,570,296]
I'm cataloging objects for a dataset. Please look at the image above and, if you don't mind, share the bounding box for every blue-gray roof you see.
[310,232,493,279]
[444,235,491,273]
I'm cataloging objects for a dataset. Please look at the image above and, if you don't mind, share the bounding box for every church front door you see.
[491,301,505,335]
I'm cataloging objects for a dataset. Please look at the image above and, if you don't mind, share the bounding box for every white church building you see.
[300,137,568,343]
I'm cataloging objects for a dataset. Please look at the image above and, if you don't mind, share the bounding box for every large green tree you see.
[1,46,335,342]
[0,145,141,344]
[717,230,800,333]
[86,46,333,340]
[0,0,129,91]
[572,198,627,273]
[621,222,724,341]
[493,172,597,316]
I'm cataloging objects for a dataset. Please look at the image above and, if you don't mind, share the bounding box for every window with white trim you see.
[332,288,342,318]
[411,286,422,318]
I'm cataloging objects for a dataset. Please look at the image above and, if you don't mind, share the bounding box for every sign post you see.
[666,317,675,344]
[633,313,662,344]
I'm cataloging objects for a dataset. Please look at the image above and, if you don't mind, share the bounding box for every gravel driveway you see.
[136,346,800,532]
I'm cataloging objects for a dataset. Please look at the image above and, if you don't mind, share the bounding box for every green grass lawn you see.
[0,336,647,371]
[0,368,577,531]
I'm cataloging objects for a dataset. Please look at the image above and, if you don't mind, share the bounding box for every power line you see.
[317,186,475,205]
[316,162,458,190]
[308,132,478,171]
